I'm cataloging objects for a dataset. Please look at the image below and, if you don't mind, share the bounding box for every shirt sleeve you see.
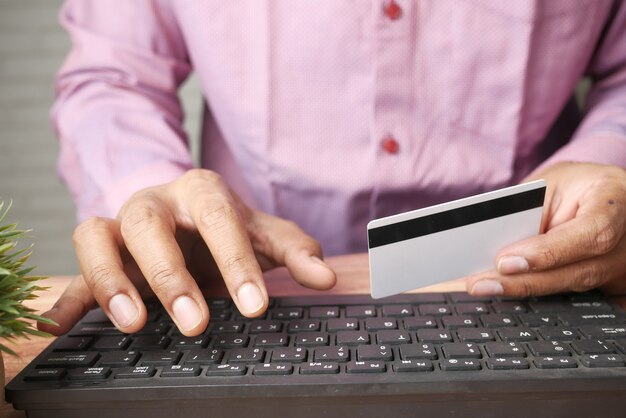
[536,1,626,171]
[52,0,194,221]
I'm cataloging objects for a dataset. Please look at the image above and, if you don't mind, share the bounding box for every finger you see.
[38,275,95,336]
[73,217,147,333]
[120,194,209,336]
[467,236,626,297]
[249,210,337,290]
[495,188,626,275]
[178,171,268,318]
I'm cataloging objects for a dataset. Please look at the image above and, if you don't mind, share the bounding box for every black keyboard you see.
[7,291,626,418]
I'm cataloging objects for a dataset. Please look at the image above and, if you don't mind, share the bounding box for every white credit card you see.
[368,180,546,299]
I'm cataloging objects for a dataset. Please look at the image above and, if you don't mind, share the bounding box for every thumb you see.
[248,211,337,290]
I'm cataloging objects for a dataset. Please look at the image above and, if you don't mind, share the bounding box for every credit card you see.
[368,180,546,299]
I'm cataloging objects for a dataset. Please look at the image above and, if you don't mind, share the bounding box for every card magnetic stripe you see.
[367,187,546,249]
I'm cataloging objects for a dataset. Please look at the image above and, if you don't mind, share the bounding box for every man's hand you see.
[466,162,626,297]
[38,169,336,336]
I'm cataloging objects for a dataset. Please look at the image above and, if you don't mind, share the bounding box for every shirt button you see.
[383,0,402,20]
[381,136,400,154]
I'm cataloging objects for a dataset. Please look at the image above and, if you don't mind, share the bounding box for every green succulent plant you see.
[0,201,55,356]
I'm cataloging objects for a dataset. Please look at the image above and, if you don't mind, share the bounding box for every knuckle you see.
[72,217,107,245]
[147,260,179,295]
[85,263,116,293]
[590,216,620,254]
[183,168,222,187]
[536,245,561,269]
[573,264,606,291]
[515,278,539,298]
[120,202,161,238]
[198,199,238,231]
[222,252,249,275]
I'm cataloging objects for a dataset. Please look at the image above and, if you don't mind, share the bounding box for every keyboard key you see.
[140,350,181,366]
[403,316,437,330]
[537,327,579,341]
[393,359,434,372]
[345,305,376,318]
[40,352,98,368]
[442,343,482,359]
[530,301,613,313]
[417,329,453,343]
[440,359,481,371]
[456,328,494,343]
[365,318,397,331]
[52,336,93,351]
[480,314,516,328]
[211,321,245,333]
[558,312,624,326]
[114,366,156,379]
[327,319,360,332]
[249,320,282,333]
[92,336,131,351]
[309,306,339,318]
[68,367,111,381]
[253,363,293,375]
[172,335,209,349]
[23,368,66,381]
[484,342,527,358]
[314,346,350,362]
[357,344,393,361]
[253,333,289,347]
[418,304,451,316]
[299,362,340,374]
[527,341,571,356]
[534,357,578,369]
[99,351,140,367]
[69,324,123,337]
[289,320,321,333]
[571,339,616,354]
[271,347,307,362]
[578,325,626,339]
[273,308,303,319]
[497,328,537,342]
[518,313,558,327]
[294,333,329,347]
[486,358,529,370]
[442,316,477,329]
[614,338,626,354]
[206,364,247,376]
[132,335,170,350]
[215,334,249,348]
[376,330,411,345]
[160,365,201,377]
[346,361,386,373]
[580,354,625,368]
[399,343,438,360]
[455,303,489,315]
[449,292,492,303]
[184,349,223,365]
[336,331,370,345]
[491,301,527,314]
[227,348,265,363]
[382,305,414,317]
[135,322,170,335]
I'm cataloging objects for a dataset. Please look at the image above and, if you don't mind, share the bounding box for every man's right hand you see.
[38,169,337,337]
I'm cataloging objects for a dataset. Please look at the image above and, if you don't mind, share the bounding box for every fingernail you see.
[471,279,504,296]
[41,307,59,319]
[498,255,529,274]
[310,255,328,267]
[237,282,264,314]
[172,295,203,332]
[109,294,139,327]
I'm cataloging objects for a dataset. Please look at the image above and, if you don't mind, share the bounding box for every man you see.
[40,1,626,337]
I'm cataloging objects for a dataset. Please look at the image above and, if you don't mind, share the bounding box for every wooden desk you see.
[3,253,625,417]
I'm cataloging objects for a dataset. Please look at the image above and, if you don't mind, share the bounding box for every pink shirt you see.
[54,0,626,256]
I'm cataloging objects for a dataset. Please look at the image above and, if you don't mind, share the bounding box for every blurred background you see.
[0,0,203,275]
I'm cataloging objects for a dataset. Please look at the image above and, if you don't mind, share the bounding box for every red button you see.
[383,0,402,20]
[381,136,400,154]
